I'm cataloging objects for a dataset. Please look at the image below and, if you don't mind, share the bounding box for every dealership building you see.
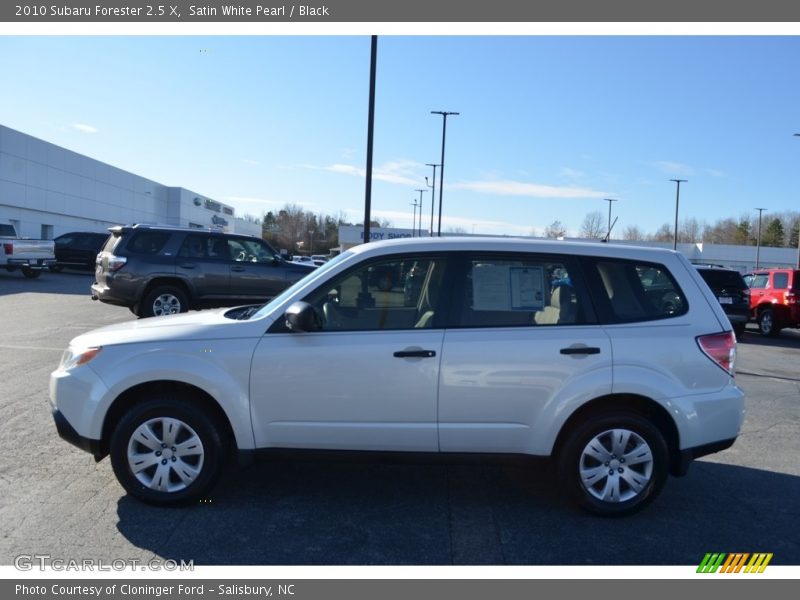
[0,124,260,240]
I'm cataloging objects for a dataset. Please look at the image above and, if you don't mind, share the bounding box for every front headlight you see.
[59,346,102,371]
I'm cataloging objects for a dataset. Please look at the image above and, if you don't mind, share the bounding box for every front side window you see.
[304,256,448,331]
[592,259,687,322]
[228,238,274,263]
[749,273,769,289]
[454,256,584,328]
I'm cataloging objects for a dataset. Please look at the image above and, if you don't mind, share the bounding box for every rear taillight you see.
[3,243,12,255]
[785,291,796,305]
[107,255,127,272]
[697,331,736,375]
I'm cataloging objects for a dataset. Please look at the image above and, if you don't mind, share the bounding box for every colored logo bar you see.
[697,552,773,573]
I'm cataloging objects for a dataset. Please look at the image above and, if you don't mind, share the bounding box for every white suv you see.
[51,238,745,516]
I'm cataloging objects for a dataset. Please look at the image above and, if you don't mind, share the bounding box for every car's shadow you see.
[739,327,800,350]
[0,269,94,296]
[115,456,800,565]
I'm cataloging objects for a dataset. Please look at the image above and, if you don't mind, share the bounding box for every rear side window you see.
[453,255,589,328]
[125,232,171,255]
[590,259,687,323]
[697,269,747,290]
[772,272,789,290]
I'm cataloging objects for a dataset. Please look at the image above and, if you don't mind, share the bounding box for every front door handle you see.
[560,346,601,356]
[393,349,436,358]
[231,266,246,272]
[179,263,196,269]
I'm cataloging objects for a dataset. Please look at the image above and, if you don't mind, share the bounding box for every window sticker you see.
[472,264,546,311]
[510,266,545,310]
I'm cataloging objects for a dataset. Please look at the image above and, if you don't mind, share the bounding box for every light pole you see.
[363,35,378,245]
[755,207,767,269]
[431,111,459,236]
[415,189,426,237]
[604,198,618,240]
[795,134,800,268]
[425,163,439,236]
[670,179,687,250]
[411,199,419,237]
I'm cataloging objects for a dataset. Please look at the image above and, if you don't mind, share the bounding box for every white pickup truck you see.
[1,223,56,279]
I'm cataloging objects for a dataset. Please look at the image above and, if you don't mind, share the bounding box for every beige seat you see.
[534,286,577,325]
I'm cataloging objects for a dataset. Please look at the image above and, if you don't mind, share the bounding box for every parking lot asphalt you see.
[0,269,798,566]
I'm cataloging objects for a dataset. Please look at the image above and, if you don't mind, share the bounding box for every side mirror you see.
[284,301,322,332]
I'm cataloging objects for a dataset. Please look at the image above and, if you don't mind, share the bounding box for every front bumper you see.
[52,408,105,461]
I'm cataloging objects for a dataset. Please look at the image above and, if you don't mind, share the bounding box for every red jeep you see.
[743,268,800,336]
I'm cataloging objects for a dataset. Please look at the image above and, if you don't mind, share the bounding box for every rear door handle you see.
[560,346,601,356]
[231,266,246,272]
[393,349,436,358]
[179,263,196,269]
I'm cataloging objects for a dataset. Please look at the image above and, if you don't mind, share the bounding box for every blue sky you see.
[1,35,799,237]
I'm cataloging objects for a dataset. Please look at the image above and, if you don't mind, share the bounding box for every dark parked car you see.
[90,224,315,318]
[51,231,109,271]
[694,265,750,337]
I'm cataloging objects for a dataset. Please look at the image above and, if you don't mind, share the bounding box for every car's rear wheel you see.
[109,395,226,507]
[758,309,780,337]
[556,412,668,517]
[140,285,189,318]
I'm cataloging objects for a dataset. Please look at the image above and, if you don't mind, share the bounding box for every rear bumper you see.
[672,438,736,476]
[90,282,132,307]
[7,258,56,269]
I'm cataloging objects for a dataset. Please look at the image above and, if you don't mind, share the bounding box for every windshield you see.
[253,250,355,319]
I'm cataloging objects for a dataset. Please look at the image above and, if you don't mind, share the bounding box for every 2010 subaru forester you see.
[51,237,745,516]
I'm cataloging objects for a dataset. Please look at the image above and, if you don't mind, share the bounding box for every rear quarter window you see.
[588,258,688,323]
[124,231,171,255]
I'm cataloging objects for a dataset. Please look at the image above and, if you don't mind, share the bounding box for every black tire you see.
[109,394,226,507]
[556,412,669,517]
[21,267,41,279]
[139,285,189,318]
[733,323,746,339]
[758,309,780,337]
[49,264,64,273]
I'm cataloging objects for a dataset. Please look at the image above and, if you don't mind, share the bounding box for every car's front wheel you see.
[109,395,226,507]
[556,412,668,517]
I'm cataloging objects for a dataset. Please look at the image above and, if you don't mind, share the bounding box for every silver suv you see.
[54,237,745,516]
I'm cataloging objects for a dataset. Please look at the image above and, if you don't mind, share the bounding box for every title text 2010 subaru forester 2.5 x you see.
[51,237,745,516]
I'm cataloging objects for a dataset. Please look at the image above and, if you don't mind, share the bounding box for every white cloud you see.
[451,180,610,199]
[72,123,97,134]
[651,161,695,176]
[308,159,425,187]
[344,208,535,236]
[559,167,586,180]
[241,159,259,166]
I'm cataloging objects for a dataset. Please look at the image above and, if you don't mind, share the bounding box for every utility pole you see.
[670,179,687,251]
[415,189,426,237]
[755,207,767,269]
[431,111,459,236]
[363,35,378,244]
[425,163,439,236]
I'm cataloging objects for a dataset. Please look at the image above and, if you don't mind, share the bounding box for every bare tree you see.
[622,225,645,241]
[544,220,567,239]
[579,211,605,239]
